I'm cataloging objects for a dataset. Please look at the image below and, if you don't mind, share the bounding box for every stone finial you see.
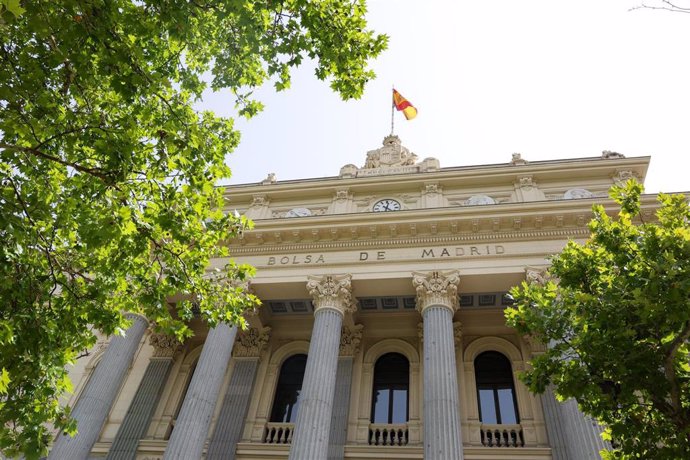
[602,150,625,159]
[149,332,184,359]
[339,324,364,356]
[261,173,277,184]
[233,326,271,358]
[511,153,528,165]
[307,274,356,315]
[412,270,460,314]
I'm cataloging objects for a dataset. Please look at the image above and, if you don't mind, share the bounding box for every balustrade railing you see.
[480,424,524,447]
[262,422,294,444]
[368,423,409,446]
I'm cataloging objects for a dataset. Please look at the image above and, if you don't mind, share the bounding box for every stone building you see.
[50,136,650,459]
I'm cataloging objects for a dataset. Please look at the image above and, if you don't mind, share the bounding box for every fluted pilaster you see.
[107,333,183,460]
[207,327,270,460]
[163,322,237,460]
[288,275,354,460]
[49,314,148,460]
[414,271,463,460]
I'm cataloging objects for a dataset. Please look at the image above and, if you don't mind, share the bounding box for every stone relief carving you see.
[417,322,424,343]
[413,270,460,313]
[517,175,536,190]
[307,274,356,315]
[423,183,441,195]
[453,322,463,347]
[339,324,364,356]
[612,169,639,184]
[233,326,271,358]
[339,135,437,178]
[564,188,593,199]
[250,194,269,207]
[465,194,496,206]
[335,189,352,202]
[149,332,184,359]
[525,266,549,285]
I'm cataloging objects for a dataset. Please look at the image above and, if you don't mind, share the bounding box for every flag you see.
[393,89,417,120]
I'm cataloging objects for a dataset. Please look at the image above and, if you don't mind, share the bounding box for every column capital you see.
[307,274,356,316]
[413,270,460,314]
[525,266,549,285]
[233,326,271,358]
[339,324,364,357]
[149,332,184,359]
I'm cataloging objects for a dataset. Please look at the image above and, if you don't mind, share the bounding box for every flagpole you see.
[390,86,395,135]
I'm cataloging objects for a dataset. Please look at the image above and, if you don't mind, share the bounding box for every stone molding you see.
[413,270,460,314]
[149,332,184,359]
[307,274,356,315]
[233,326,271,358]
[339,324,364,356]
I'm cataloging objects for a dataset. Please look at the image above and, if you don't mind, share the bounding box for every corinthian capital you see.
[233,326,271,358]
[149,332,184,359]
[307,274,356,316]
[339,324,364,357]
[413,270,460,314]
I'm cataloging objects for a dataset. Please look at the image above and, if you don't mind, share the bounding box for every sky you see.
[200,0,690,194]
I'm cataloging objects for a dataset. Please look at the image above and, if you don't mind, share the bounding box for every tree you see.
[0,1,387,457]
[630,0,690,13]
[506,180,690,459]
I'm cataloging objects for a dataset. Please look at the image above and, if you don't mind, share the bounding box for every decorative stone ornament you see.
[307,274,356,315]
[453,322,463,347]
[233,326,271,358]
[339,324,364,356]
[412,270,460,314]
[525,266,549,285]
[149,332,184,359]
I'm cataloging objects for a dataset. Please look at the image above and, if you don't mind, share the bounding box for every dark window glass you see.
[270,354,307,423]
[371,353,409,424]
[475,351,519,424]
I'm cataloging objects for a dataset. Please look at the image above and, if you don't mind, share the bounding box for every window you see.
[270,354,307,423]
[371,353,409,424]
[475,351,519,424]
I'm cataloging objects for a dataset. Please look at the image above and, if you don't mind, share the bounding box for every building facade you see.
[52,136,651,459]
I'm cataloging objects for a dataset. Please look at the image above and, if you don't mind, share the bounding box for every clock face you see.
[285,207,312,218]
[372,199,401,212]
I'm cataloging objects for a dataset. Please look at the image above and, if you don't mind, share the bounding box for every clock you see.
[372,199,401,212]
[285,207,312,218]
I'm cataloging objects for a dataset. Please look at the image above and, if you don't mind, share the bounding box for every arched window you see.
[270,354,307,423]
[475,351,519,424]
[371,353,409,424]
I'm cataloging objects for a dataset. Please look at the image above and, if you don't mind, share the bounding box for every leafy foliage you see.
[0,0,386,457]
[506,180,690,459]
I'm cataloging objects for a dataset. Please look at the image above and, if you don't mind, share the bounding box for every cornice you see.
[227,227,591,256]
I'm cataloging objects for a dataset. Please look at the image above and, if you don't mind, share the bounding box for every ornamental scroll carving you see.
[307,274,356,315]
[412,270,460,314]
[233,327,271,358]
[339,324,364,356]
[149,332,183,359]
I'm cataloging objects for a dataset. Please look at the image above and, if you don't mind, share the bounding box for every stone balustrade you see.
[263,422,295,444]
[368,423,409,446]
[480,424,525,448]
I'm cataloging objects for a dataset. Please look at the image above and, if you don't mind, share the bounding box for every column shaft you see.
[327,357,354,460]
[206,359,259,460]
[163,323,237,460]
[560,397,609,459]
[288,309,343,460]
[49,314,148,460]
[106,357,174,460]
[423,306,463,460]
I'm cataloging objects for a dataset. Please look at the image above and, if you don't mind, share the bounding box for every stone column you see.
[207,326,271,460]
[288,274,356,460]
[107,333,183,460]
[413,271,463,460]
[328,325,363,460]
[49,314,148,460]
[163,322,238,460]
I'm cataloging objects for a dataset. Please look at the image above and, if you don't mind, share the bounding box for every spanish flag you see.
[393,89,417,120]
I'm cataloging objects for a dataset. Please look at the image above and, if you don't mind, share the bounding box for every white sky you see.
[200,0,690,194]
